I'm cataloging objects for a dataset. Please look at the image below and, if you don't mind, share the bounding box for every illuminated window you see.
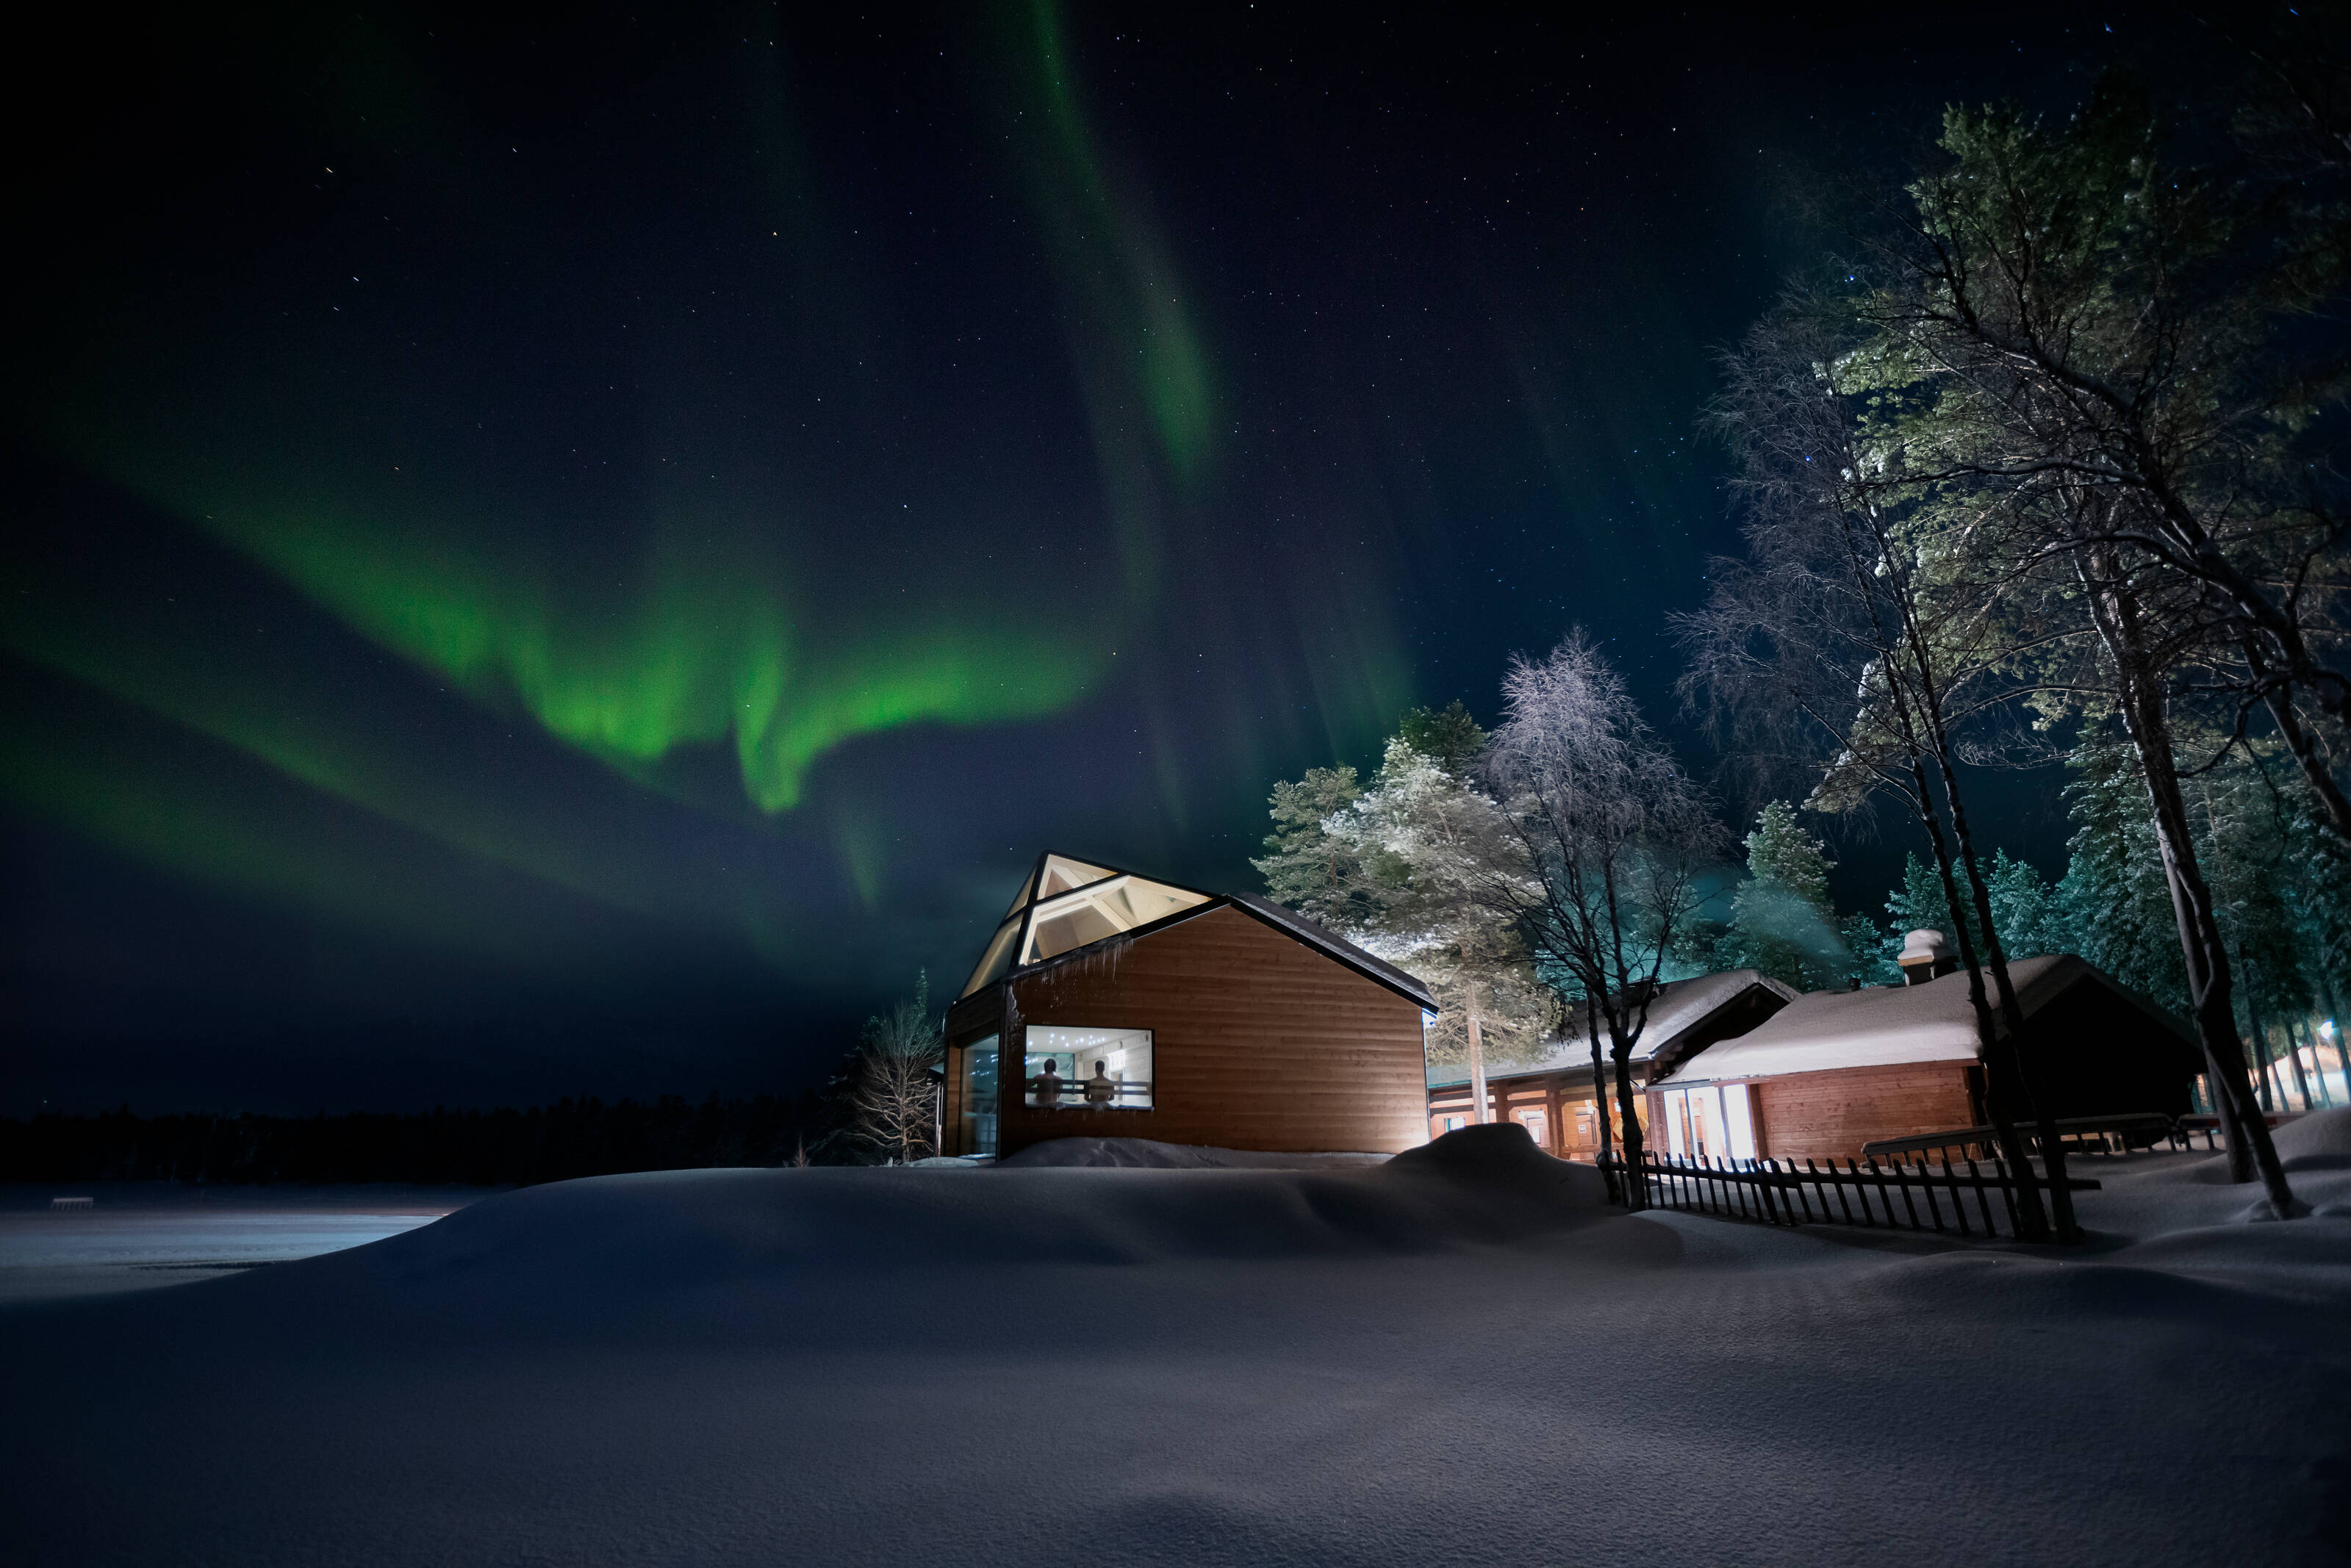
[1020,1026,1153,1110]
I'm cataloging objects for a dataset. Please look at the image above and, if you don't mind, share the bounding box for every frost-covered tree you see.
[1985,851,2072,963]
[846,973,944,1165]
[1257,707,1542,1125]
[1486,632,1729,1207]
[1326,738,1548,1108]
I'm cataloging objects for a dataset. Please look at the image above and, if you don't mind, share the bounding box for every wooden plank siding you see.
[991,903,1429,1157]
[1742,1062,1978,1165]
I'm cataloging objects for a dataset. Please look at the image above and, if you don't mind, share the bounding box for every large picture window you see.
[1021,1026,1153,1111]
[1658,1083,1756,1163]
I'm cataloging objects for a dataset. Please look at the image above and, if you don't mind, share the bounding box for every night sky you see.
[4,2,2158,1114]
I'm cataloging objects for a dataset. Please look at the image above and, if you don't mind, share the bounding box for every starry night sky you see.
[4,1,2159,1114]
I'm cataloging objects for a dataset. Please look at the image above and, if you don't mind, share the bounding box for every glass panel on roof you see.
[961,916,1023,999]
[1016,874,1210,966]
[1038,855,1116,899]
[1002,867,1038,918]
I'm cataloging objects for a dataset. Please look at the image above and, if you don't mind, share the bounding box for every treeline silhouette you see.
[1,1093,834,1187]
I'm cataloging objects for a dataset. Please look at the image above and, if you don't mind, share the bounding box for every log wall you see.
[1746,1062,1978,1163]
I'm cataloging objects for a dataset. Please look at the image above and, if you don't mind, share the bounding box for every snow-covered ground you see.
[3,1121,2347,1567]
[0,1184,484,1303]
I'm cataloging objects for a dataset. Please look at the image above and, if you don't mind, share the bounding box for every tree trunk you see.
[2301,1018,2336,1109]
[1907,753,2053,1239]
[1586,993,1618,1203]
[1466,998,1490,1126]
[2286,1015,2317,1111]
[1842,489,2051,1234]
[2243,961,2277,1115]
[1928,716,2078,1240]
[1611,1034,1648,1212]
[2085,558,2297,1211]
[2245,636,2351,843]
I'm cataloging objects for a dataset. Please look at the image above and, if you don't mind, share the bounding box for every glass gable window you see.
[958,852,1212,998]
[1019,1026,1152,1111]
[962,917,1023,998]
[1019,876,1207,965]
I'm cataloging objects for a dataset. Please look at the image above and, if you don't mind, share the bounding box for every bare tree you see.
[1677,304,2073,1237]
[849,973,944,1164]
[1482,632,1729,1209]
[1858,84,2351,843]
[1833,90,2315,1210]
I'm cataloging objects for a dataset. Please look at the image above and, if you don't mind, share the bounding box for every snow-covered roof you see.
[1427,968,1798,1089]
[1657,954,2188,1084]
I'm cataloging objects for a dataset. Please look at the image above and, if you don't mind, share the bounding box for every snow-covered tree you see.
[1985,851,2071,963]
[845,973,944,1165]
[1716,801,1857,991]
[1486,632,1729,1206]
[1326,738,1548,1078]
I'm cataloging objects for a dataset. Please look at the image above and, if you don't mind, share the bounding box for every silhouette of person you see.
[1030,1060,1063,1108]
[1084,1060,1117,1106]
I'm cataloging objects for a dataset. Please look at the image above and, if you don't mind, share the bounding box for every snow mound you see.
[1382,1121,1610,1206]
[999,1137,1387,1169]
[2272,1107,2351,1170]
[3,1149,2345,1566]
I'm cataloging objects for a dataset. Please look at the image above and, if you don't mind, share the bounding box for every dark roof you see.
[1226,893,1438,1011]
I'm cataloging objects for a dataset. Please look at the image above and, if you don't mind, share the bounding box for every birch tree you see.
[1484,633,1728,1209]
[847,974,944,1164]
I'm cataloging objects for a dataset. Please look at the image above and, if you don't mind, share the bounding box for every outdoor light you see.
[2325,1021,2338,1040]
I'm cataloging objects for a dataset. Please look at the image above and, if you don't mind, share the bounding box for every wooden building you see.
[1647,953,2202,1164]
[940,852,1437,1159]
[1425,970,1798,1157]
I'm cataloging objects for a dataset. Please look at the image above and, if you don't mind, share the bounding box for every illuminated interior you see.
[959,1035,999,1156]
[960,853,1211,997]
[1019,1025,1154,1110]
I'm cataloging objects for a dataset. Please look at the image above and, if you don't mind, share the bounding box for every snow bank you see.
[2274,1106,2351,1169]
[1,1129,2344,1567]
[1000,1136,1389,1169]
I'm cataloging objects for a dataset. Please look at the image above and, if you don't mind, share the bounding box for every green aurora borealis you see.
[4,1,2114,1108]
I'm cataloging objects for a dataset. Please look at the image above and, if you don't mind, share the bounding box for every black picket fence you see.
[1595,1149,2102,1241]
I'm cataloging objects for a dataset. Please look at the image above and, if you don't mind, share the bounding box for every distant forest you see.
[2,1093,835,1187]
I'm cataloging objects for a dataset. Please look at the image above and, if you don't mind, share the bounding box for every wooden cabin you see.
[1646,954,2201,1164]
[940,852,1437,1159]
[1425,969,1797,1157]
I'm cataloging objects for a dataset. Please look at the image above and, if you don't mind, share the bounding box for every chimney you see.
[1896,929,1950,985]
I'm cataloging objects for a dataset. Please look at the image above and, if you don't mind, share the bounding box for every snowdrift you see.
[1,1127,2345,1568]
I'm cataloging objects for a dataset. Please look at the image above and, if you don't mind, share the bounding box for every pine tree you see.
[1252,765,1364,926]
[1879,852,1985,973]
[1718,802,1848,990]
[1396,700,1487,778]
[2055,738,2187,1013]
[1986,850,2071,961]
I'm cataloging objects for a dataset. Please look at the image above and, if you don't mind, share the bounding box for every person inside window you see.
[1084,1060,1117,1106]
[1030,1059,1063,1108]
